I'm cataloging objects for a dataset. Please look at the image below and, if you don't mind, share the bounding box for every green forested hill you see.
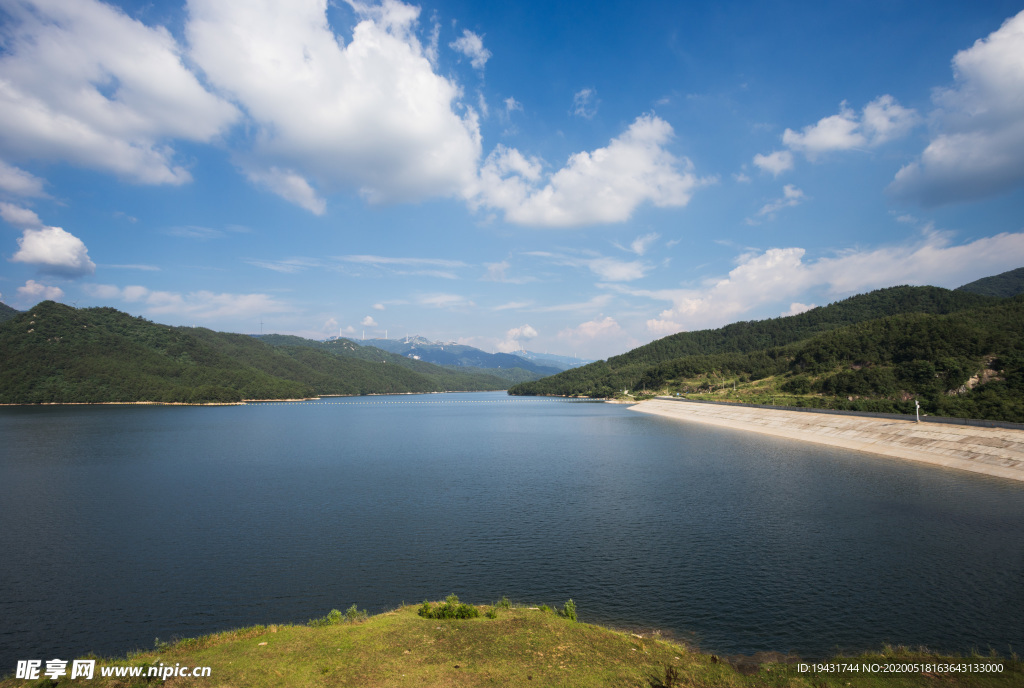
[956,266,1024,298]
[0,302,18,323]
[509,286,1024,422]
[0,302,510,404]
[510,285,997,397]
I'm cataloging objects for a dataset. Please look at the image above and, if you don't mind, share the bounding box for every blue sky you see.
[2,0,1024,359]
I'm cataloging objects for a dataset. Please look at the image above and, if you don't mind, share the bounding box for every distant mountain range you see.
[0,303,541,404]
[353,337,568,377]
[512,349,595,370]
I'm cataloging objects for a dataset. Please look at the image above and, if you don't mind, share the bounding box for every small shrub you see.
[496,596,511,610]
[308,609,341,627]
[345,604,368,622]
[310,605,365,626]
[559,599,577,622]
[538,604,552,614]
[417,594,480,620]
[485,608,498,619]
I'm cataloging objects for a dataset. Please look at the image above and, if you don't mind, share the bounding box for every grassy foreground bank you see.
[4,600,1020,687]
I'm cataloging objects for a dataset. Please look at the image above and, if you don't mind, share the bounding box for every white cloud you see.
[87,283,124,300]
[493,300,532,311]
[781,302,816,317]
[372,303,386,310]
[861,94,921,145]
[890,10,1024,204]
[415,292,475,309]
[87,283,289,319]
[474,115,708,226]
[11,226,96,276]
[533,293,613,313]
[449,29,491,70]
[0,0,238,184]
[531,250,652,282]
[632,233,660,255]
[572,88,598,119]
[481,260,534,283]
[245,257,323,273]
[105,264,160,271]
[805,229,1024,294]
[781,95,918,160]
[165,225,226,240]
[338,254,466,268]
[753,184,805,219]
[0,160,47,197]
[0,202,43,229]
[496,323,538,352]
[337,254,466,279]
[617,230,1024,330]
[783,102,863,158]
[361,315,378,327]
[483,260,511,282]
[507,324,537,339]
[17,279,63,301]
[615,232,660,256]
[187,0,482,206]
[504,96,522,113]
[244,167,326,215]
[559,316,621,340]
[423,13,441,65]
[752,150,794,176]
[646,318,682,336]
[557,316,639,359]
[586,257,652,282]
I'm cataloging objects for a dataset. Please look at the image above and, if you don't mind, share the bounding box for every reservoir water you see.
[2,391,1022,669]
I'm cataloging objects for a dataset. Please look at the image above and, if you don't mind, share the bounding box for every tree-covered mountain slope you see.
[0,302,510,404]
[647,297,1024,421]
[508,285,1024,422]
[0,302,18,324]
[956,266,1024,298]
[510,285,999,398]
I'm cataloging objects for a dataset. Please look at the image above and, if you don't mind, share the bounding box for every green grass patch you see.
[4,602,1020,687]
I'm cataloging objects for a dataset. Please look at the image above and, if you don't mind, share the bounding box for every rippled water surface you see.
[2,392,1023,668]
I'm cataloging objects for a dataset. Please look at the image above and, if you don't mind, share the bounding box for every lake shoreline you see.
[631,397,1024,482]
[0,389,509,407]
